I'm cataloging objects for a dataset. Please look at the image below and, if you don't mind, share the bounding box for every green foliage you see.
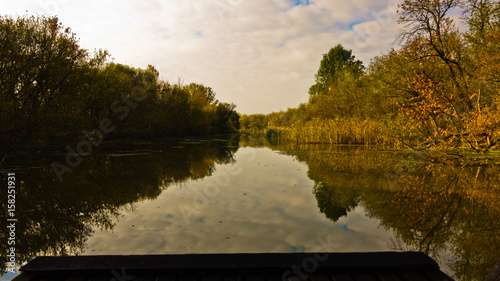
[213,102,239,133]
[243,1,500,152]
[185,83,217,104]
[239,114,267,135]
[0,15,239,156]
[308,44,364,97]
[314,182,358,222]
[0,15,89,150]
[465,0,500,37]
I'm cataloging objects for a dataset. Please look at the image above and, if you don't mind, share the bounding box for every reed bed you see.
[267,118,402,147]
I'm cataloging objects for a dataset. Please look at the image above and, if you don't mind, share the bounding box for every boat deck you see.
[13,252,453,281]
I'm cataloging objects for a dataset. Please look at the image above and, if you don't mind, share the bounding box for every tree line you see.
[0,15,240,157]
[241,0,500,153]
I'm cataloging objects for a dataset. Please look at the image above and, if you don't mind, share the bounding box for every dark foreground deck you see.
[13,252,453,281]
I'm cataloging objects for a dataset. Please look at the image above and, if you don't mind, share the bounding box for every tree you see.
[464,0,500,39]
[308,44,364,97]
[0,15,89,150]
[213,102,238,133]
[398,0,470,109]
[394,0,500,151]
[0,15,240,154]
[185,83,217,104]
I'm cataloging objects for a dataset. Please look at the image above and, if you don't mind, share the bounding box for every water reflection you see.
[1,136,499,281]
[0,137,239,273]
[266,142,500,281]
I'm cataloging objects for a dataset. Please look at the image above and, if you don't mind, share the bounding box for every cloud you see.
[4,0,405,114]
[85,148,402,255]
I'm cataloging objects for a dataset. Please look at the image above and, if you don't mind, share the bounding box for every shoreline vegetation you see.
[1,0,499,159]
[241,0,500,153]
[0,15,240,159]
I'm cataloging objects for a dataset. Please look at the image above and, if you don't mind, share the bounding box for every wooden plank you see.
[87,277,110,281]
[12,273,39,281]
[66,276,90,281]
[40,274,69,281]
[266,273,283,281]
[245,275,265,281]
[377,273,403,281]
[156,276,176,281]
[310,274,331,281]
[19,253,439,272]
[178,275,197,281]
[422,270,454,281]
[331,274,354,281]
[224,275,241,281]
[400,272,429,281]
[353,274,377,281]
[201,275,221,281]
[134,276,154,281]
[14,253,453,281]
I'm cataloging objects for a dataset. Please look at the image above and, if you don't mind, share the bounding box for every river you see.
[1,135,499,281]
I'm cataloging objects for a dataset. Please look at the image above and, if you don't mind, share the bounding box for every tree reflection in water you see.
[270,142,500,281]
[1,135,499,281]
[0,137,239,273]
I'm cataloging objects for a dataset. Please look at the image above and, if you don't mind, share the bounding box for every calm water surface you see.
[1,136,499,281]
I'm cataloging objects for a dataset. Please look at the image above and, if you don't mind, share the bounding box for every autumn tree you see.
[394,0,500,151]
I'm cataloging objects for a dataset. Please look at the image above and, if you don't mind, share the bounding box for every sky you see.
[2,0,403,114]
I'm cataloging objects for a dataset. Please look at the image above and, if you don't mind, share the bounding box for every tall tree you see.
[393,0,500,151]
[398,0,470,108]
[308,44,363,97]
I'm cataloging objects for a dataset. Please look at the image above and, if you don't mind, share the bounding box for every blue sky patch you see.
[0,270,19,280]
[341,224,355,233]
[290,0,310,6]
[196,31,202,37]
[348,21,363,30]
[291,246,306,253]
[276,42,285,48]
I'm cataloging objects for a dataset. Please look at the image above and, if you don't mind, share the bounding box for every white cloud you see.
[2,0,404,114]
[85,148,402,255]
